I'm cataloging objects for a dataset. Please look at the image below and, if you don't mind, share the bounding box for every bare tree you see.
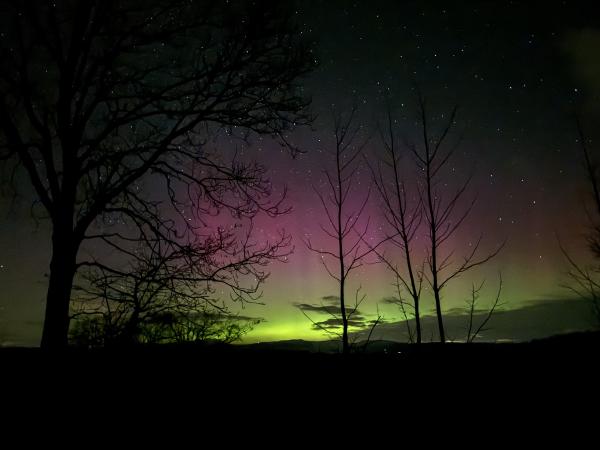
[0,0,315,348]
[560,118,600,326]
[296,286,383,352]
[70,305,260,347]
[560,249,600,325]
[304,106,374,354]
[410,90,503,343]
[465,274,504,343]
[359,304,384,352]
[367,103,425,343]
[71,219,286,346]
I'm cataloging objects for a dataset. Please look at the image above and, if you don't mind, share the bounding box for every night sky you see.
[1,0,600,345]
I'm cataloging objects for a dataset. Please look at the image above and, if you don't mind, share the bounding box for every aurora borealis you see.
[1,0,600,346]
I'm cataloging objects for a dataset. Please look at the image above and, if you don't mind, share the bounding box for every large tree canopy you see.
[0,0,315,347]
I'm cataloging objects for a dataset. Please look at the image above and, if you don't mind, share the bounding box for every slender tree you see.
[577,117,600,259]
[560,118,600,325]
[0,0,315,348]
[410,90,503,343]
[305,106,373,354]
[465,274,504,343]
[367,103,424,343]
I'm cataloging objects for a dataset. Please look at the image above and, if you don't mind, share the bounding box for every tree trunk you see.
[340,276,350,354]
[414,297,422,344]
[40,233,77,349]
[342,321,349,353]
[340,281,349,354]
[433,288,445,343]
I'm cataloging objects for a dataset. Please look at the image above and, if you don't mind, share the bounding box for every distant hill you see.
[238,329,600,353]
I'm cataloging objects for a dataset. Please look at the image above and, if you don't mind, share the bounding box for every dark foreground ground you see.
[2,331,598,387]
[1,332,598,427]
[1,338,595,441]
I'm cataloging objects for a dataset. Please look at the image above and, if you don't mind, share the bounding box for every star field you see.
[1,0,599,345]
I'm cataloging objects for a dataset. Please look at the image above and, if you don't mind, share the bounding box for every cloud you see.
[310,317,369,330]
[381,297,402,305]
[294,296,382,332]
[294,303,340,316]
[320,295,340,305]
[293,295,350,318]
[351,297,598,342]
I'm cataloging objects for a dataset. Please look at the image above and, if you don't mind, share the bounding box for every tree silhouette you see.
[367,102,424,343]
[70,220,282,346]
[305,106,374,354]
[465,274,504,343]
[560,118,600,325]
[0,0,315,348]
[410,90,503,343]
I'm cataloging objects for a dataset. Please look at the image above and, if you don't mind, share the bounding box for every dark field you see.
[1,334,597,426]
[3,332,598,388]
